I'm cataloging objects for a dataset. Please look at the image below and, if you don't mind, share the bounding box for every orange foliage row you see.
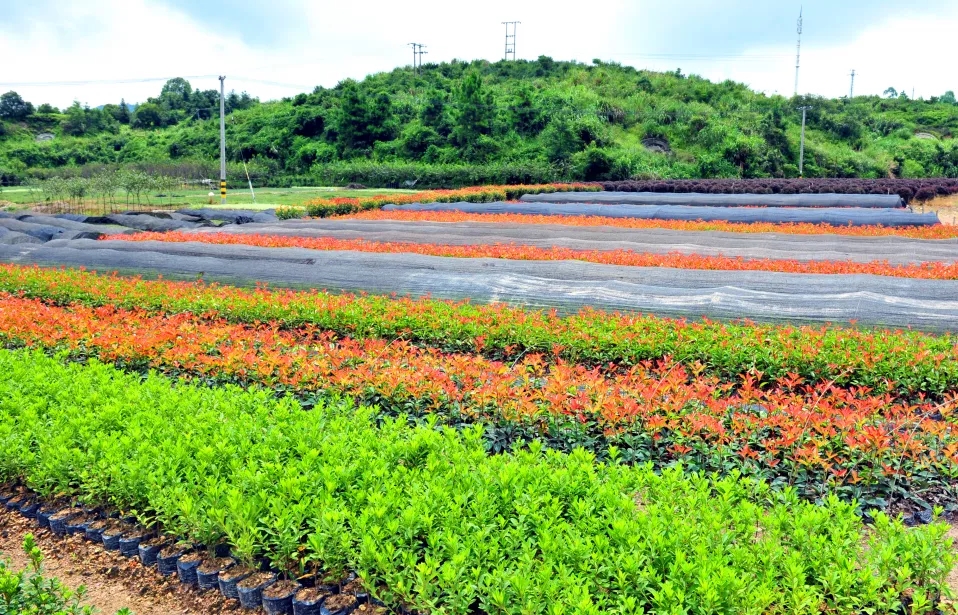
[111,232,958,280]
[0,294,955,482]
[340,209,958,240]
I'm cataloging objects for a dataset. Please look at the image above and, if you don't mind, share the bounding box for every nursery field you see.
[1,180,957,614]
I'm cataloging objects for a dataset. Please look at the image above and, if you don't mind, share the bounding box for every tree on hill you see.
[0,91,34,120]
[942,91,957,105]
[132,102,165,129]
[115,99,131,124]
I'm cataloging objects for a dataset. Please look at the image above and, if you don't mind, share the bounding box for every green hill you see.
[1,58,957,188]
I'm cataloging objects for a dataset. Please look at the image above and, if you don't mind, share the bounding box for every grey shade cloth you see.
[0,218,73,242]
[521,191,906,208]
[0,228,43,245]
[2,238,958,331]
[178,208,278,224]
[195,219,958,265]
[383,202,939,227]
[104,214,200,232]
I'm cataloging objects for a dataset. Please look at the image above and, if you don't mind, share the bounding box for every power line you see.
[502,21,520,61]
[849,69,856,98]
[0,75,219,87]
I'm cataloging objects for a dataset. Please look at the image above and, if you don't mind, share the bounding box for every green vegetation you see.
[0,533,129,615]
[0,348,954,614]
[1,59,957,188]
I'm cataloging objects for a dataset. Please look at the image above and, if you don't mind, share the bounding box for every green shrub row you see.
[0,349,954,614]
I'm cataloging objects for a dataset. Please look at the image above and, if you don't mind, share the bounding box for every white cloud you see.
[0,0,954,108]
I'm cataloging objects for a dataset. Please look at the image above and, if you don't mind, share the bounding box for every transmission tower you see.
[849,69,856,98]
[503,21,520,61]
[409,43,427,74]
[794,7,802,96]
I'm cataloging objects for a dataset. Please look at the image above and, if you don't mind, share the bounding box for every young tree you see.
[0,91,34,120]
[115,99,131,124]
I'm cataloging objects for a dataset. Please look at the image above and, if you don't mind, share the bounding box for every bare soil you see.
[916,194,958,225]
[0,507,238,615]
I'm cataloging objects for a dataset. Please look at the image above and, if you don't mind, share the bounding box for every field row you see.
[113,231,958,280]
[292,183,600,217]
[0,349,954,614]
[598,179,958,204]
[1,294,955,510]
[2,265,957,398]
[343,209,958,239]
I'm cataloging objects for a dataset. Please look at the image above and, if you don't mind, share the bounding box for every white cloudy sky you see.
[0,0,955,108]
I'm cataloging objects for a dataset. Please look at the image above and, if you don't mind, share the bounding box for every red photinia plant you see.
[109,231,958,280]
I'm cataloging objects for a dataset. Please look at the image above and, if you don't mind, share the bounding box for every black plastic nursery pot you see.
[101,524,131,550]
[138,537,169,567]
[119,532,152,557]
[49,508,82,536]
[263,580,301,615]
[196,557,235,591]
[320,593,358,615]
[341,579,368,604]
[157,545,188,576]
[3,494,23,510]
[292,587,334,615]
[84,519,109,542]
[18,499,40,519]
[218,565,255,600]
[177,552,204,586]
[65,515,93,536]
[237,572,278,609]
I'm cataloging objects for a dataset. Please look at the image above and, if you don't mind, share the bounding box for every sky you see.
[0,0,955,108]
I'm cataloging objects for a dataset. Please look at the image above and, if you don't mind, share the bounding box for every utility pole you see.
[408,43,427,74]
[218,75,226,205]
[794,7,802,96]
[503,21,520,61]
[849,69,856,98]
[797,105,813,176]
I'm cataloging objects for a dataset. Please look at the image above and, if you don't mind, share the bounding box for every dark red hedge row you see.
[598,179,958,204]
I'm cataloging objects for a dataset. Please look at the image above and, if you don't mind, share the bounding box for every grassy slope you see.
[0,59,957,186]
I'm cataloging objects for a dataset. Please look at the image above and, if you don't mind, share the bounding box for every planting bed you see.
[189,218,958,264]
[597,179,958,205]
[114,231,958,279]
[381,201,941,227]
[0,349,954,614]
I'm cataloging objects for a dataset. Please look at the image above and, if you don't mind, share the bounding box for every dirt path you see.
[0,508,237,615]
